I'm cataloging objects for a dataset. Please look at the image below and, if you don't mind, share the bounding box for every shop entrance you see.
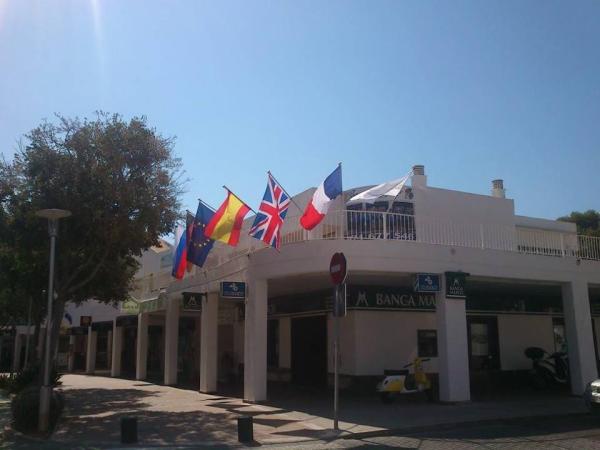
[121,327,137,377]
[291,315,327,387]
[467,316,500,371]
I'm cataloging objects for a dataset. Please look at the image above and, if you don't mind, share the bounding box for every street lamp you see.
[36,208,71,433]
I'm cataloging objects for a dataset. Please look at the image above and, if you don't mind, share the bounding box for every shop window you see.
[267,319,279,368]
[417,330,438,358]
[553,318,567,353]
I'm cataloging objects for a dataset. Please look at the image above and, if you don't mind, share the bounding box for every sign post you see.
[329,252,347,431]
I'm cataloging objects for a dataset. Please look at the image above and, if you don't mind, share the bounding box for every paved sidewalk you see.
[47,374,587,448]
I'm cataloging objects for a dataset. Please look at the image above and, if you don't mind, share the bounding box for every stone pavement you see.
[266,414,600,449]
[29,374,590,448]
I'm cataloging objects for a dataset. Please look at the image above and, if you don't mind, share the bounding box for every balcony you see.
[279,210,600,261]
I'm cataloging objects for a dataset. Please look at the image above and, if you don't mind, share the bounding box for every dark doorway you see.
[73,335,86,371]
[121,327,137,376]
[96,331,109,370]
[291,315,327,387]
[467,316,501,397]
[467,316,500,371]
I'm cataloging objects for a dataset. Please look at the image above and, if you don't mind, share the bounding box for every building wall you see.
[64,300,120,327]
[351,311,438,376]
[497,314,555,371]
[275,310,568,377]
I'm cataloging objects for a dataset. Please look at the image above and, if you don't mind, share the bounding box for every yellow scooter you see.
[377,357,432,403]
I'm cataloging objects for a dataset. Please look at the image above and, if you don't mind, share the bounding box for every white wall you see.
[497,315,555,370]
[65,300,120,327]
[351,311,438,376]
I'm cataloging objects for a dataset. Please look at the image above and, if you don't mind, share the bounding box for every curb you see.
[340,411,591,440]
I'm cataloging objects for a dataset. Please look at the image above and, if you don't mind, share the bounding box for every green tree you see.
[558,210,600,237]
[1,113,182,362]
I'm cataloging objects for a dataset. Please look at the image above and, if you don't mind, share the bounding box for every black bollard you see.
[237,416,253,443]
[121,416,138,444]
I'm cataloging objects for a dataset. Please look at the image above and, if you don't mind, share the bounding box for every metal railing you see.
[278,210,600,261]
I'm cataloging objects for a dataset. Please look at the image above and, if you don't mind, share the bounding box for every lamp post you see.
[36,208,71,433]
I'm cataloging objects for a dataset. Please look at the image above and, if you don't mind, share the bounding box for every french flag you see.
[300,165,343,231]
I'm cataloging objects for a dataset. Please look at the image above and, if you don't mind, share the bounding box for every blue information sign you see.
[220,281,246,299]
[414,273,440,293]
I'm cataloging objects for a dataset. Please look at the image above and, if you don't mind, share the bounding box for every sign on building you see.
[220,282,246,299]
[445,272,469,299]
[181,292,204,311]
[414,273,440,293]
[120,298,140,315]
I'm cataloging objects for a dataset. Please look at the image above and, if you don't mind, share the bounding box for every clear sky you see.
[1,0,599,220]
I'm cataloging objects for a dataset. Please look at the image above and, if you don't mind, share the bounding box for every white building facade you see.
[56,165,600,404]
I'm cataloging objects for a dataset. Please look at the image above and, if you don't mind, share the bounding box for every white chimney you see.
[491,179,505,198]
[411,165,427,188]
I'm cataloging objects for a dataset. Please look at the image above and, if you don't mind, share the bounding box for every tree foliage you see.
[558,210,600,237]
[0,113,182,348]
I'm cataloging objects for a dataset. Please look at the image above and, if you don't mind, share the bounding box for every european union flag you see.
[187,201,215,268]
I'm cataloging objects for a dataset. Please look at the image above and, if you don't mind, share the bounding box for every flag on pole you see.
[249,173,291,250]
[348,172,412,203]
[205,190,251,246]
[187,201,215,268]
[172,213,194,279]
[300,164,342,231]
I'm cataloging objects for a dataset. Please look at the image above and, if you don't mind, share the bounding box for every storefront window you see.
[417,330,437,357]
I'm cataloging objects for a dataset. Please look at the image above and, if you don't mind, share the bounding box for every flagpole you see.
[197,198,217,213]
[267,171,304,213]
[222,185,258,215]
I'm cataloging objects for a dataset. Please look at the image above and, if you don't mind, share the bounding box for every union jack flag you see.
[249,173,291,250]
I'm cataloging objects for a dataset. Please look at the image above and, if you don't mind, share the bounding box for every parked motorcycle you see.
[377,357,432,403]
[524,347,569,389]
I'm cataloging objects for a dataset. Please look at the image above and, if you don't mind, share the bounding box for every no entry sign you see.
[330,252,347,286]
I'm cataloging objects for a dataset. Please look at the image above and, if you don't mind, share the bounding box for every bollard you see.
[237,416,253,443]
[121,416,138,444]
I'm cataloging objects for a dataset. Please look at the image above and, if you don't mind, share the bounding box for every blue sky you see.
[1,0,599,220]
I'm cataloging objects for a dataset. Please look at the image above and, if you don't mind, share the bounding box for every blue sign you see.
[220,281,246,299]
[414,274,440,293]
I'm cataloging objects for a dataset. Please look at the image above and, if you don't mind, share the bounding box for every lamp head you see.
[35,209,72,221]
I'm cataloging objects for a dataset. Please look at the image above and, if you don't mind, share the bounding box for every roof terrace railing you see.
[280,210,600,261]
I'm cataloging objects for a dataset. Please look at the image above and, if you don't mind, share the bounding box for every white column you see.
[12,334,22,372]
[85,328,97,374]
[562,280,598,395]
[164,298,180,385]
[136,312,149,380]
[111,321,123,377]
[67,335,75,372]
[436,276,470,402]
[200,292,219,393]
[244,278,268,402]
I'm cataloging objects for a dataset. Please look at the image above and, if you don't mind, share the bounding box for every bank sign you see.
[347,286,436,311]
[220,282,246,299]
[445,272,469,299]
[414,274,440,293]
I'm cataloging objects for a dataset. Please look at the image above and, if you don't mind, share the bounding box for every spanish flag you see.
[205,190,251,246]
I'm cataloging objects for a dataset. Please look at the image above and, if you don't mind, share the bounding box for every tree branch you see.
[65,248,109,295]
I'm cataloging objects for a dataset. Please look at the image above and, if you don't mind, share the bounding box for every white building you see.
[115,165,599,403]
[45,165,600,404]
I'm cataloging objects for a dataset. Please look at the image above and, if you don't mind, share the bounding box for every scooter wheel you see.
[380,392,393,404]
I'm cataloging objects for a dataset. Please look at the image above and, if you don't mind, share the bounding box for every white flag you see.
[348,173,411,203]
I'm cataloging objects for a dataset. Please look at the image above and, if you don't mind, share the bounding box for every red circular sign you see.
[330,252,347,285]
